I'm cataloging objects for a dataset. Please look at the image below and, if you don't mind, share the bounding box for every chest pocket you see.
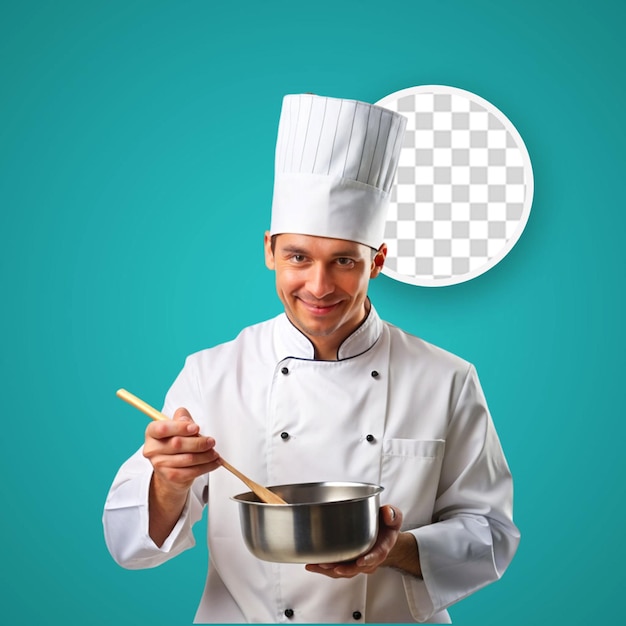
[380,438,445,528]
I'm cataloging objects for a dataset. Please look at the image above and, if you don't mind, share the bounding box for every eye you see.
[336,257,355,267]
[290,254,306,263]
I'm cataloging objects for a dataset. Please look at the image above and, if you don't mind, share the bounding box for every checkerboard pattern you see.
[377,87,533,286]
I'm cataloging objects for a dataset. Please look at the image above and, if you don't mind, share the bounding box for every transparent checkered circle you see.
[376,85,533,287]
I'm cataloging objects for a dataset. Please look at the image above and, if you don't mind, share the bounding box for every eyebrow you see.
[280,245,308,255]
[279,245,362,258]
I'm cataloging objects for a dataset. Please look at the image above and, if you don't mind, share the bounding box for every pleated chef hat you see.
[270,94,407,249]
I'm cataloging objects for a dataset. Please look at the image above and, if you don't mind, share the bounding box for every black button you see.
[365,434,375,443]
[281,367,289,375]
[284,608,294,618]
[371,370,379,378]
[352,611,362,620]
[280,431,289,440]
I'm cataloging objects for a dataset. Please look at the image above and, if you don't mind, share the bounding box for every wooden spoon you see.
[116,388,287,505]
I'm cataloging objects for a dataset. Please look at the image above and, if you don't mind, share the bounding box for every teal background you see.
[1,0,623,623]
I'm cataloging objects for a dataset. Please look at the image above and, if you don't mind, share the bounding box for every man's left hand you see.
[305,505,403,578]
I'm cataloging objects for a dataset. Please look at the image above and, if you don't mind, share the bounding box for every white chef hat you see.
[270,94,407,249]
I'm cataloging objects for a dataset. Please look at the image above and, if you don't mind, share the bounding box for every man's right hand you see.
[144,407,220,492]
[142,407,220,545]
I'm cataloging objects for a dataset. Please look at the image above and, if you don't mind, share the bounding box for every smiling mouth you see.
[298,299,341,314]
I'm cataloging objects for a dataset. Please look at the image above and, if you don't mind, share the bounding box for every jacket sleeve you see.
[102,356,208,569]
[403,365,520,621]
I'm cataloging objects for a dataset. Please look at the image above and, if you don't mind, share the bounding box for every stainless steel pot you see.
[231,481,383,563]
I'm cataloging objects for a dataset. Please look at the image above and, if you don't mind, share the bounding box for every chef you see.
[103,93,520,623]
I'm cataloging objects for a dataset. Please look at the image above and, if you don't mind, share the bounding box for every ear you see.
[370,243,387,278]
[264,231,275,270]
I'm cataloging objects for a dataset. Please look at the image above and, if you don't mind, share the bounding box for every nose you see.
[306,262,335,299]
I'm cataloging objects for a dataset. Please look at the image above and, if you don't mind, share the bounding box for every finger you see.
[169,434,216,454]
[146,418,200,440]
[382,505,403,530]
[152,447,220,469]
[173,407,201,435]
[304,564,359,579]
[145,433,216,459]
[356,550,384,569]
[173,407,194,422]
[331,563,361,577]
[306,560,359,574]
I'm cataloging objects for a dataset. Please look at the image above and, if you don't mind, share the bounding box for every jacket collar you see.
[273,302,383,361]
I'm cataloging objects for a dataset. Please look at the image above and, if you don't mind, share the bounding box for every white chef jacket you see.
[103,305,519,623]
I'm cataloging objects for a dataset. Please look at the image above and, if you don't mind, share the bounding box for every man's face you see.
[264,232,385,356]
